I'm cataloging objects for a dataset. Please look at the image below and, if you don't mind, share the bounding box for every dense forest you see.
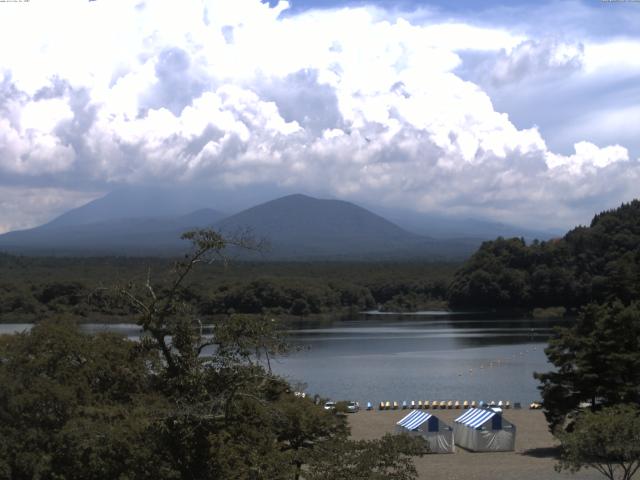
[0,255,455,323]
[0,231,429,479]
[448,200,640,310]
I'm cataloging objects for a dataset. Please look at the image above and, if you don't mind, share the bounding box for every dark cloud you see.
[0,74,24,128]
[54,87,99,179]
[221,25,234,44]
[259,69,345,135]
[184,124,226,156]
[141,47,208,116]
[33,76,69,101]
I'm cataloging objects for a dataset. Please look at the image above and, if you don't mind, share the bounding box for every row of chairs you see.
[377,400,515,410]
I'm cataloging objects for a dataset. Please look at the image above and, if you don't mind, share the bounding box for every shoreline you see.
[348,409,602,480]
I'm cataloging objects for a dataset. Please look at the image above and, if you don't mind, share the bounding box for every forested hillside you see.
[448,200,640,309]
[0,255,454,322]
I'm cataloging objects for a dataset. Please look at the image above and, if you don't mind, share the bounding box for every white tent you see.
[396,410,455,453]
[453,408,516,452]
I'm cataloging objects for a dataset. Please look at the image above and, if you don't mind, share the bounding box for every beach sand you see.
[349,409,605,480]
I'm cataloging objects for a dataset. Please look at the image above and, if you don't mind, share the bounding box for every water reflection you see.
[274,312,567,405]
[0,312,566,406]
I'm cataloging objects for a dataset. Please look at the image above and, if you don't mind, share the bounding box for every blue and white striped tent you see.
[453,408,515,452]
[396,410,454,453]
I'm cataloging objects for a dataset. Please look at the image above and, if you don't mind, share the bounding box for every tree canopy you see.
[0,318,171,479]
[0,229,428,479]
[0,252,455,323]
[557,405,640,480]
[305,434,428,480]
[448,200,640,309]
[535,301,640,431]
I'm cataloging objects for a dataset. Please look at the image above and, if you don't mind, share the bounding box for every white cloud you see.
[0,186,99,234]
[0,96,76,175]
[0,0,638,233]
[412,22,524,52]
[583,40,640,74]
[487,39,584,85]
[546,141,629,173]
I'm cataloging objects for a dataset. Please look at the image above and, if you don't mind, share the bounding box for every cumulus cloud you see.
[546,141,629,172]
[0,0,638,233]
[0,96,76,175]
[485,39,584,86]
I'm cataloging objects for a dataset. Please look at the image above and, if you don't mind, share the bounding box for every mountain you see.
[0,192,482,259]
[0,208,226,256]
[45,187,216,228]
[0,186,229,255]
[371,206,560,241]
[3,189,564,259]
[212,194,477,260]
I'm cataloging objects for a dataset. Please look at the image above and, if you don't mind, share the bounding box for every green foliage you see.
[272,395,350,479]
[557,404,640,480]
[0,319,170,480]
[367,279,449,312]
[305,433,429,480]
[0,230,427,479]
[449,200,640,309]
[35,281,84,305]
[535,302,640,431]
[531,306,566,319]
[202,277,375,316]
[0,255,457,322]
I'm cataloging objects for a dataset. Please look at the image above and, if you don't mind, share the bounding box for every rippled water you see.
[0,312,568,406]
[273,312,568,406]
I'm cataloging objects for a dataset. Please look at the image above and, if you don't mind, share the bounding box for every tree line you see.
[448,200,640,310]
[0,255,454,322]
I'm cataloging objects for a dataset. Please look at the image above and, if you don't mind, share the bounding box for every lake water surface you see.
[0,312,567,406]
[273,311,567,406]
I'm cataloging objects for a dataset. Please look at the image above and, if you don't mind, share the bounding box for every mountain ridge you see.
[0,190,549,260]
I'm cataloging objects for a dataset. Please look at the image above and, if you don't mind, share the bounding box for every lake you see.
[0,311,567,406]
[274,311,566,406]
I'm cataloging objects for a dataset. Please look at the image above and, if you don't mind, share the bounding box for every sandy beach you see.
[349,409,606,480]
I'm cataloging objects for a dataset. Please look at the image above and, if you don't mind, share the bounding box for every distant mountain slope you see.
[0,208,226,255]
[216,194,411,240]
[214,194,476,259]
[45,187,214,228]
[373,207,559,241]
[0,191,489,259]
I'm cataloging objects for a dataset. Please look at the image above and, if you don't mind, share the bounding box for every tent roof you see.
[454,408,497,429]
[397,410,433,430]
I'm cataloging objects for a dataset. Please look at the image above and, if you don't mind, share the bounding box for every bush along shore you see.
[0,254,456,323]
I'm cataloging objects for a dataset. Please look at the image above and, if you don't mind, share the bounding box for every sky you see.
[0,0,639,233]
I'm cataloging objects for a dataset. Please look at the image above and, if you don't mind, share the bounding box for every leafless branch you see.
[145,268,157,302]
